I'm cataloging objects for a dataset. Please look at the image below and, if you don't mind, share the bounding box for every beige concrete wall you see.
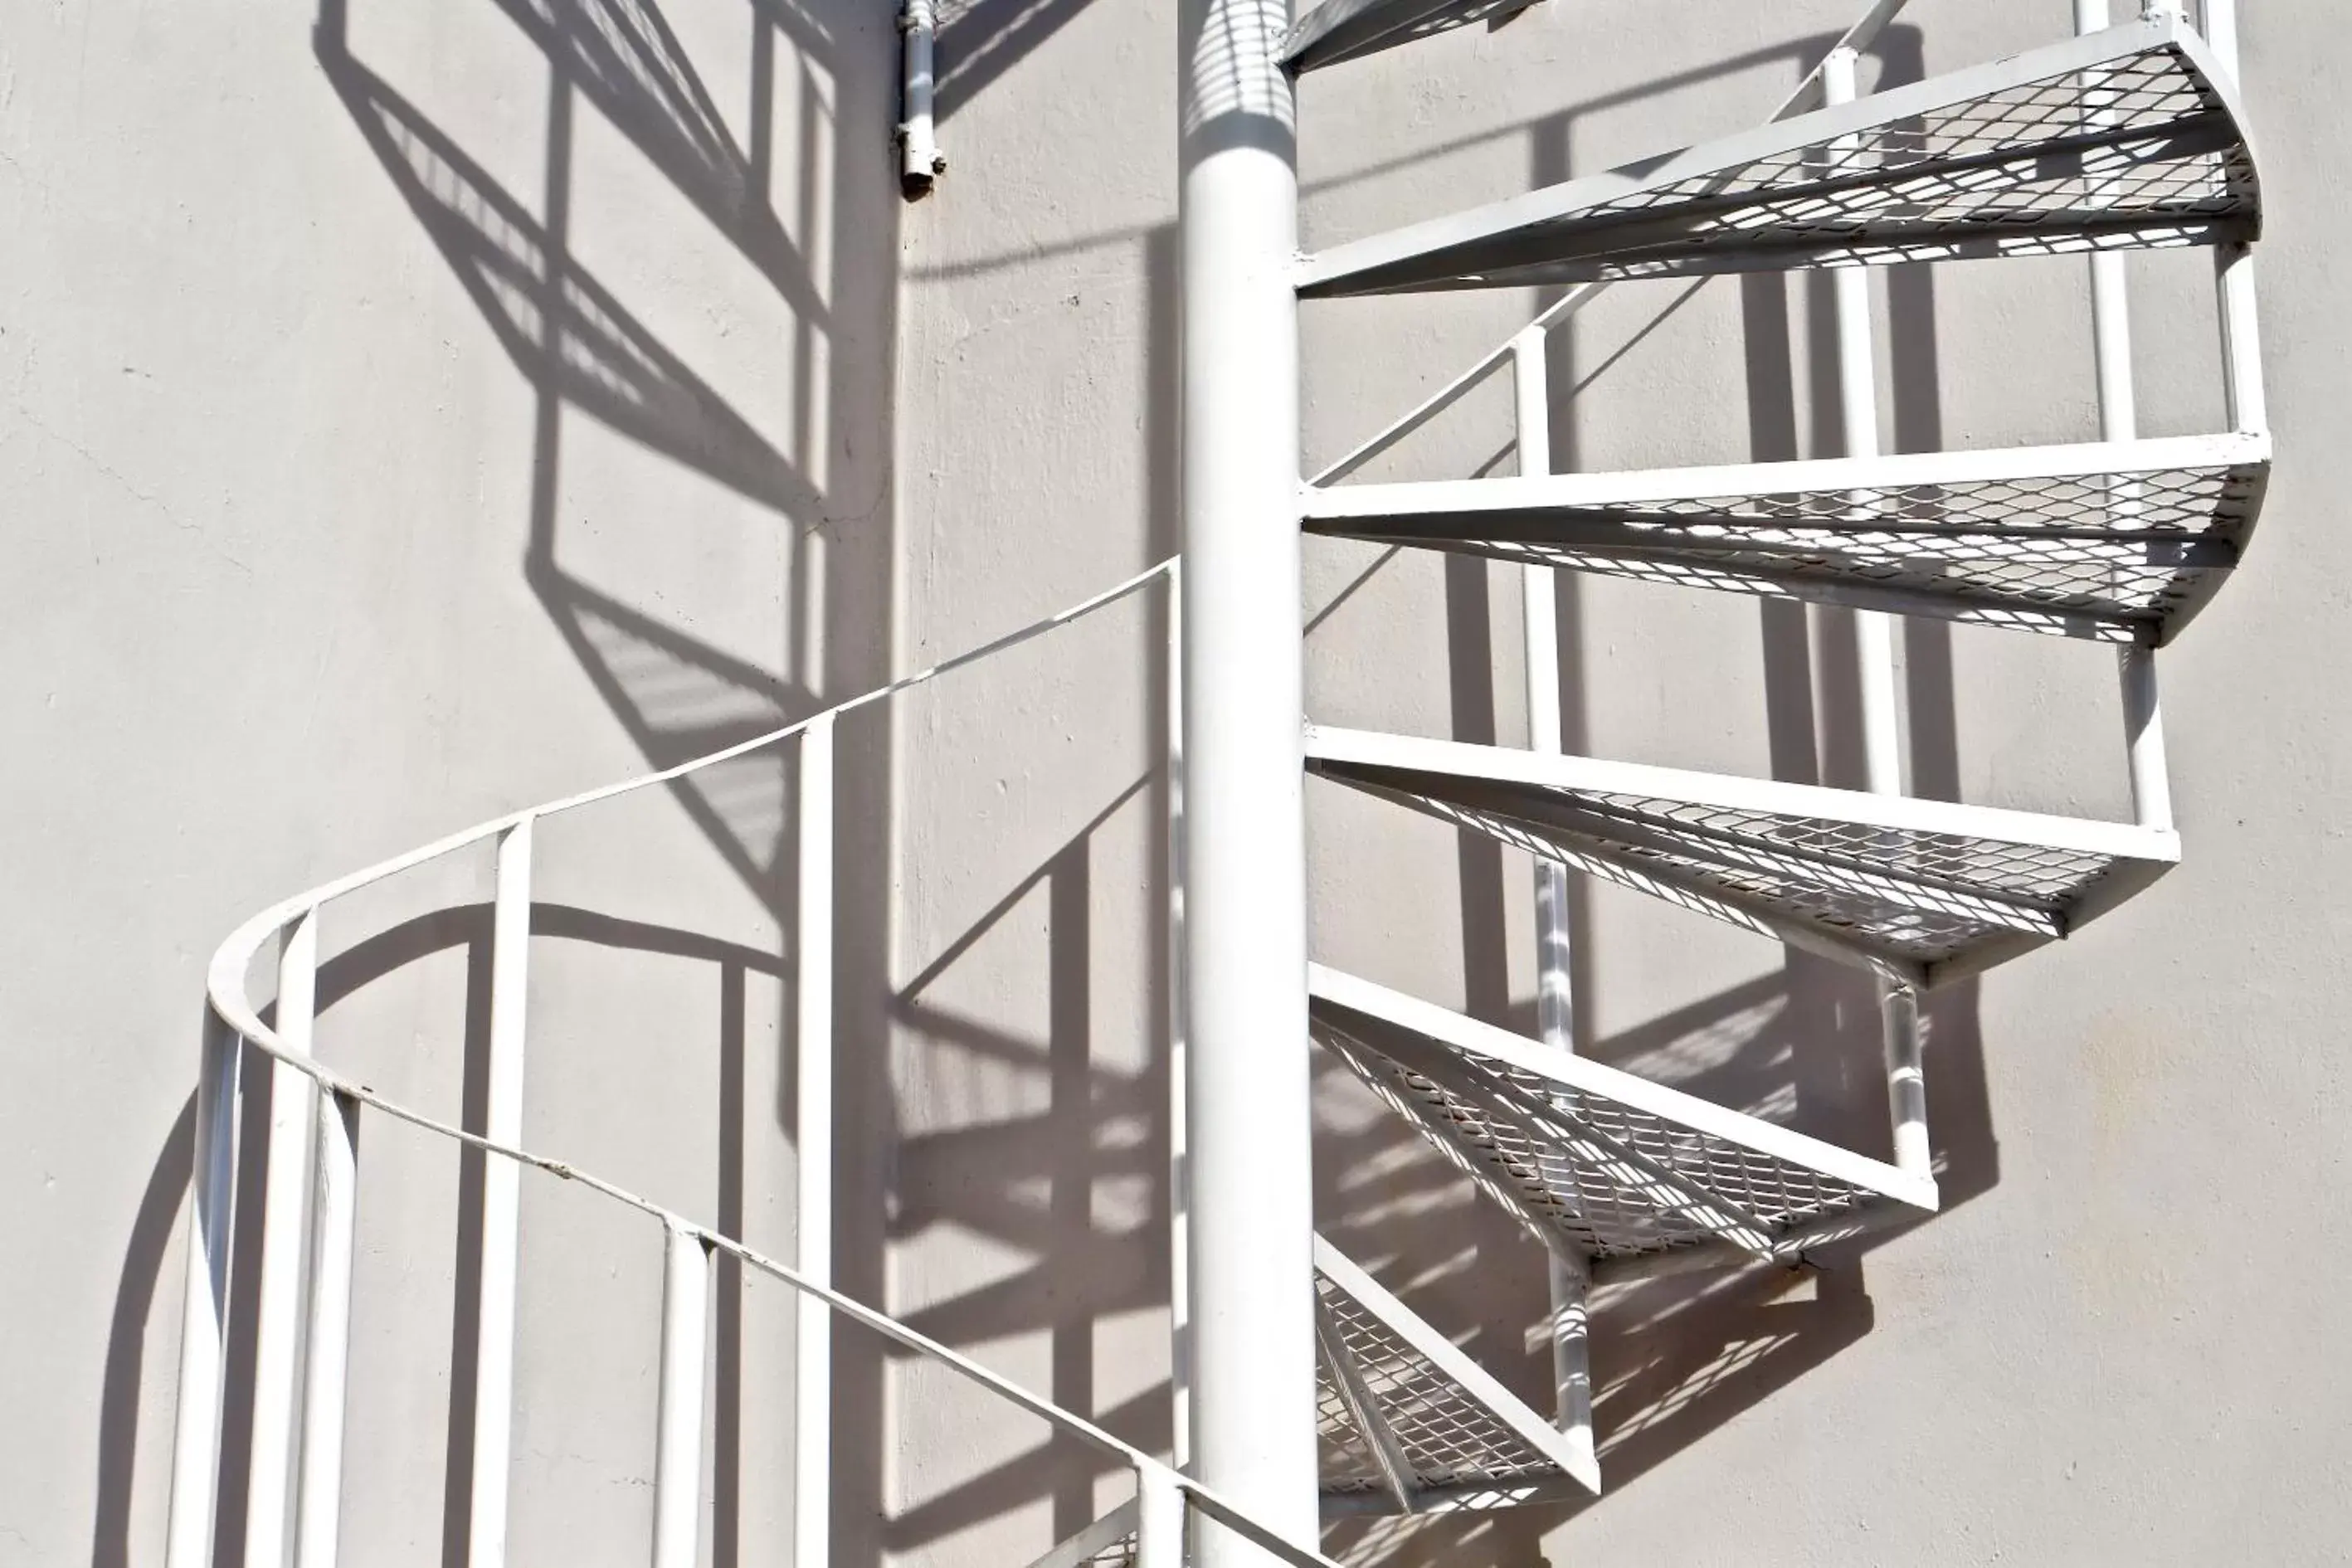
[2,0,902,1561]
[5,0,2350,1564]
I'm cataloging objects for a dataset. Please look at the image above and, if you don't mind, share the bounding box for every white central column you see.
[1176,0,1321,1557]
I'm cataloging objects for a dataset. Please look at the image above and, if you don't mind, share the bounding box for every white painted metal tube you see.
[1179,0,1319,1553]
[898,0,942,195]
[1543,1265,1595,1478]
[1879,985,1930,1176]
[246,911,320,1568]
[2214,245,2266,434]
[2077,0,2178,837]
[470,820,533,1568]
[2205,0,2267,436]
[166,1020,241,1568]
[1135,1463,1186,1568]
[1824,46,1929,1181]
[1166,564,1193,1475]
[296,1091,361,1568]
[795,716,835,1568]
[653,1223,711,1568]
[1511,326,1591,1461]
[1824,51,1902,805]
[2120,648,2174,832]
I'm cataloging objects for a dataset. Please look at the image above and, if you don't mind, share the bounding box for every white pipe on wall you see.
[2203,0,2267,436]
[899,0,943,197]
[1177,0,1320,1553]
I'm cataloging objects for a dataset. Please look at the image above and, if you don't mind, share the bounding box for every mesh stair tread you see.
[1310,965,1937,1280]
[1305,726,2178,987]
[1304,432,2270,645]
[1313,1232,1600,1511]
[1298,16,2257,295]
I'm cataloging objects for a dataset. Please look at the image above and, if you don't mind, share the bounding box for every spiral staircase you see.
[164,1,2267,1563]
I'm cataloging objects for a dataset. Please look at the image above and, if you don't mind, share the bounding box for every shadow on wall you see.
[95,12,2019,1568]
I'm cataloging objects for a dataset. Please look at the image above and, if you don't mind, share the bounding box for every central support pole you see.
[1177,0,1320,1557]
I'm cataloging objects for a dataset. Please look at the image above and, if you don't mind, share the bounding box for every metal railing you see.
[168,558,1337,1568]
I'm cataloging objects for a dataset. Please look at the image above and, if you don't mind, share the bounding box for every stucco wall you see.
[5,0,2350,1564]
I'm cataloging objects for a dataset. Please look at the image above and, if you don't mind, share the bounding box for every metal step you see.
[1311,966,1937,1284]
[1304,433,2271,645]
[1306,727,2178,988]
[1298,16,2257,296]
[1313,1233,1599,1513]
[1281,0,1538,75]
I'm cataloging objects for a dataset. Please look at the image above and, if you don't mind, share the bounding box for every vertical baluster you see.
[2202,0,2267,440]
[1134,1463,1185,1568]
[2076,0,2180,840]
[796,718,835,1568]
[246,911,321,1567]
[471,819,534,1568]
[2198,4,2261,846]
[1510,325,1595,1469]
[1821,46,1932,1181]
[1166,564,1191,1475]
[166,1015,243,1568]
[652,1222,711,1568]
[297,1091,361,1568]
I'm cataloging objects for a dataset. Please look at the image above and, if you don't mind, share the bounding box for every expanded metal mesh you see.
[1315,1009,1880,1261]
[1317,762,2142,967]
[1314,1269,1564,1488]
[1316,37,2255,290]
[1313,458,2262,640]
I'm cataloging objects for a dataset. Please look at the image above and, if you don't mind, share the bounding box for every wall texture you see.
[4,0,2350,1564]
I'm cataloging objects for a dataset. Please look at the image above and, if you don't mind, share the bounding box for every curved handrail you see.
[186,554,1340,1568]
[207,553,1181,1001]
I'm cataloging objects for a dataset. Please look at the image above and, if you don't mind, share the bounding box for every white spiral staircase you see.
[164,0,2267,1562]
